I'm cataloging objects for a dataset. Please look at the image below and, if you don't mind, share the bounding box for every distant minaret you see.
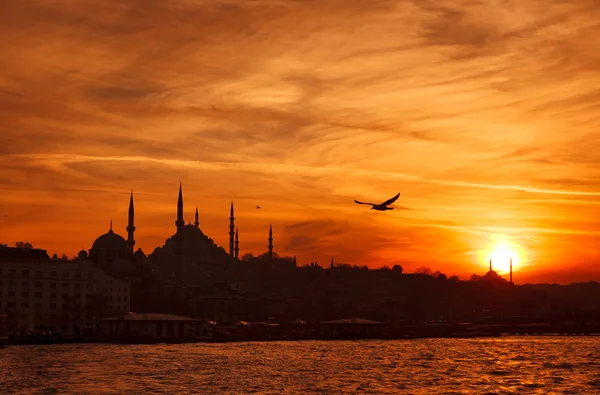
[293,255,297,266]
[176,182,184,233]
[234,228,239,260]
[510,257,513,284]
[194,206,199,228]
[489,258,492,272]
[268,224,273,259]
[330,257,334,269]
[126,190,135,253]
[229,202,235,256]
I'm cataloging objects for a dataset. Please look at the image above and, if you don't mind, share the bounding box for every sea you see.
[1,337,599,394]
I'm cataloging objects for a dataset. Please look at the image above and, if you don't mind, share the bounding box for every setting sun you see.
[486,237,524,275]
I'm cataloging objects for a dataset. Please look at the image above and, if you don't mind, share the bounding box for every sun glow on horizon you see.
[483,236,524,274]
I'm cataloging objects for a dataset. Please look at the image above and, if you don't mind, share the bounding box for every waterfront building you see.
[102,313,199,341]
[0,246,129,334]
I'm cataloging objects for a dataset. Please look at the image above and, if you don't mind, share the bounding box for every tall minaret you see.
[126,190,135,253]
[194,206,199,228]
[268,223,273,259]
[293,255,297,266]
[176,182,184,233]
[489,258,492,272]
[330,257,334,269]
[229,201,235,256]
[510,257,513,284]
[234,228,239,260]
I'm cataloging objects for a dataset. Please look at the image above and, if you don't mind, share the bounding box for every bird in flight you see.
[354,193,400,211]
[256,206,261,209]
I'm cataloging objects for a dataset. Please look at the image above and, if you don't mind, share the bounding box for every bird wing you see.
[354,200,376,205]
[381,192,400,206]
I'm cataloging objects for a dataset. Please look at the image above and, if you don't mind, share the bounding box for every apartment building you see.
[0,247,130,334]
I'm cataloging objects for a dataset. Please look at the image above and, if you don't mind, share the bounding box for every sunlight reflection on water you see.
[2,338,600,394]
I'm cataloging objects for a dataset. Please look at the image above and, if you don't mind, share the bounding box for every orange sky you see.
[1,0,600,284]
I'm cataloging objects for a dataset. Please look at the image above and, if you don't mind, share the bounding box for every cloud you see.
[1,0,600,282]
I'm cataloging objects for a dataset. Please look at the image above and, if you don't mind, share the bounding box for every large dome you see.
[91,228,130,258]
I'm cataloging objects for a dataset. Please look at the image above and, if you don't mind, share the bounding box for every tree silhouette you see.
[15,241,33,249]
[415,266,433,276]
[392,265,403,274]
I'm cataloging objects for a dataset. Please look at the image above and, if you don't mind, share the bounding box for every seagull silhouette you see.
[256,206,261,209]
[354,193,400,211]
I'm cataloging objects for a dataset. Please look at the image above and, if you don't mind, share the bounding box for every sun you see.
[487,237,523,274]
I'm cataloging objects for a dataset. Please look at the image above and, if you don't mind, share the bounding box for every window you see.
[61,293,69,299]
[21,281,29,287]
[75,272,81,279]
[62,283,69,289]
[86,284,93,291]
[49,303,57,309]
[74,294,81,299]
[22,270,29,276]
[50,282,57,289]
[7,302,16,309]
[35,281,42,288]
[21,292,29,298]
[21,302,29,308]
[34,314,41,320]
[8,269,16,275]
[35,270,43,277]
[8,280,16,287]
[87,273,94,280]
[50,271,57,277]
[8,291,15,297]
[74,283,82,291]
[35,292,42,298]
[49,314,56,320]
[63,272,70,278]
[50,293,57,299]
[34,303,41,310]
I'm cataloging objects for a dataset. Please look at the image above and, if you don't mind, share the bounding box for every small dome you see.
[91,228,130,258]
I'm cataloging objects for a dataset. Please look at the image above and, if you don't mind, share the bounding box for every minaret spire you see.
[489,258,492,272]
[330,257,334,269]
[194,206,199,228]
[510,257,513,284]
[268,223,273,259]
[126,190,135,253]
[109,219,113,232]
[293,255,297,266]
[229,201,235,256]
[176,182,184,233]
[234,227,239,260]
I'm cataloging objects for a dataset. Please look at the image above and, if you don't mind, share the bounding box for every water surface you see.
[2,337,599,394]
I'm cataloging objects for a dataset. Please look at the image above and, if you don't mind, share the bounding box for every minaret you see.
[126,190,135,253]
[194,206,199,228]
[330,257,334,269]
[268,223,273,259]
[489,258,492,272]
[234,228,239,260]
[176,182,184,233]
[293,255,297,266]
[229,201,235,256]
[510,257,513,284]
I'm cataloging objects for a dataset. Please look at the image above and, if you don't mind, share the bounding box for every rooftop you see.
[103,313,199,322]
[321,318,385,325]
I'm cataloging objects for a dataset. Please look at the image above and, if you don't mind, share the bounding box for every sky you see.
[1,0,599,284]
